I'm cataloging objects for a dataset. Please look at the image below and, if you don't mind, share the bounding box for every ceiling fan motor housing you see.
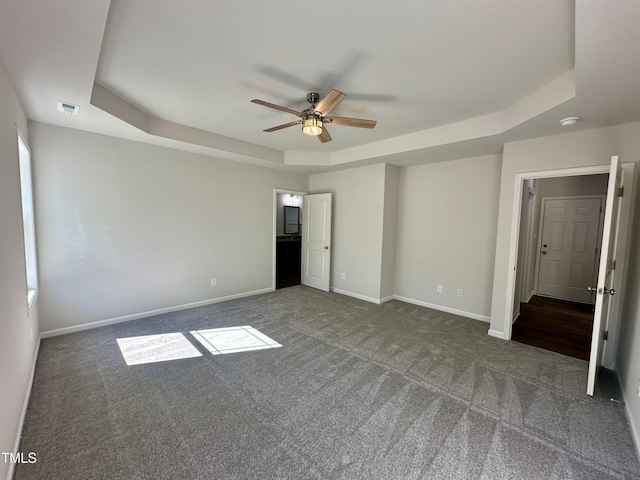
[306,92,320,106]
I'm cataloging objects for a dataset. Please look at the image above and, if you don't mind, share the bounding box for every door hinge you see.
[618,186,624,197]
[603,330,609,341]
[611,259,616,270]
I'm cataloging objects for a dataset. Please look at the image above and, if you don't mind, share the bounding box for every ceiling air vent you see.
[57,101,79,115]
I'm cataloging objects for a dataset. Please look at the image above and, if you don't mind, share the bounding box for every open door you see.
[586,156,623,396]
[302,193,332,292]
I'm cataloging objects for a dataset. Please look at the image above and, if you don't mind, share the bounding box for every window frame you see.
[17,130,38,310]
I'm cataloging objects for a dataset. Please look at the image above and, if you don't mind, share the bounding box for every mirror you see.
[284,206,300,234]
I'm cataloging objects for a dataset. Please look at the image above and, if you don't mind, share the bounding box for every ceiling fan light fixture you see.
[302,117,323,136]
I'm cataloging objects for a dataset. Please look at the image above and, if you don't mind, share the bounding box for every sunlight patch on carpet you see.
[190,326,282,355]
[117,333,203,366]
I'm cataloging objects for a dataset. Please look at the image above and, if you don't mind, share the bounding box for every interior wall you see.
[380,164,399,300]
[0,59,40,480]
[394,154,501,319]
[309,163,386,301]
[536,174,608,202]
[491,122,640,453]
[618,171,640,457]
[30,122,308,333]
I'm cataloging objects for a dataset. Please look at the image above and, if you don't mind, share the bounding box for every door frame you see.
[533,195,606,303]
[521,184,537,303]
[272,188,307,290]
[502,162,635,369]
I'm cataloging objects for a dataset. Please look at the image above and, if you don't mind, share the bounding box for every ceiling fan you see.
[250,89,377,143]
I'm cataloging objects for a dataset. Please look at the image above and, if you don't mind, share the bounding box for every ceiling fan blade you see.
[314,89,346,116]
[318,127,332,143]
[263,120,301,132]
[324,116,377,129]
[251,99,300,116]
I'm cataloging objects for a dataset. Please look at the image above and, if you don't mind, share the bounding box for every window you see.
[18,133,38,308]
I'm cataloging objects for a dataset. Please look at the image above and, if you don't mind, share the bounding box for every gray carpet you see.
[15,286,640,479]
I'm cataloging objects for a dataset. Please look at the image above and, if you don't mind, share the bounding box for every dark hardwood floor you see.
[512,295,595,361]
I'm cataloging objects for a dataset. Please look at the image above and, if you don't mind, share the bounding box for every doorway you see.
[512,174,608,360]
[273,190,305,290]
[502,158,634,395]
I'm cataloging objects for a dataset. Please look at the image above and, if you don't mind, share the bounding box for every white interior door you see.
[537,197,603,303]
[587,156,623,396]
[302,193,332,292]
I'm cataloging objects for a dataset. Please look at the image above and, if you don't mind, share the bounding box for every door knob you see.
[543,244,547,248]
[324,246,329,250]
[542,251,547,255]
[587,286,616,295]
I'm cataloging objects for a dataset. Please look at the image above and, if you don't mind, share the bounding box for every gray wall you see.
[536,174,608,200]
[309,163,387,301]
[30,122,308,333]
[394,154,501,319]
[0,59,40,480]
[380,164,399,300]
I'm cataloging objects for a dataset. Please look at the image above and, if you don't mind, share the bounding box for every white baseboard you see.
[379,295,394,304]
[525,290,536,303]
[331,288,385,305]
[512,309,520,324]
[392,295,490,323]
[6,337,40,480]
[620,377,640,463]
[488,329,509,340]
[40,288,274,338]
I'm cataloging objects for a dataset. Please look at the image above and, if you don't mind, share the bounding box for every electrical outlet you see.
[211,278,217,287]
[341,272,346,280]
[436,284,443,293]
[457,289,463,297]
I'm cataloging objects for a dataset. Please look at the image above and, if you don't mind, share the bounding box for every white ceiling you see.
[1,0,640,172]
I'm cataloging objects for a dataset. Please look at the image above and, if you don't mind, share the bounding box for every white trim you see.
[393,295,490,323]
[7,338,40,480]
[379,295,394,304]
[331,288,384,305]
[40,288,274,338]
[524,289,536,303]
[488,329,509,340]
[512,309,520,324]
[17,129,39,314]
